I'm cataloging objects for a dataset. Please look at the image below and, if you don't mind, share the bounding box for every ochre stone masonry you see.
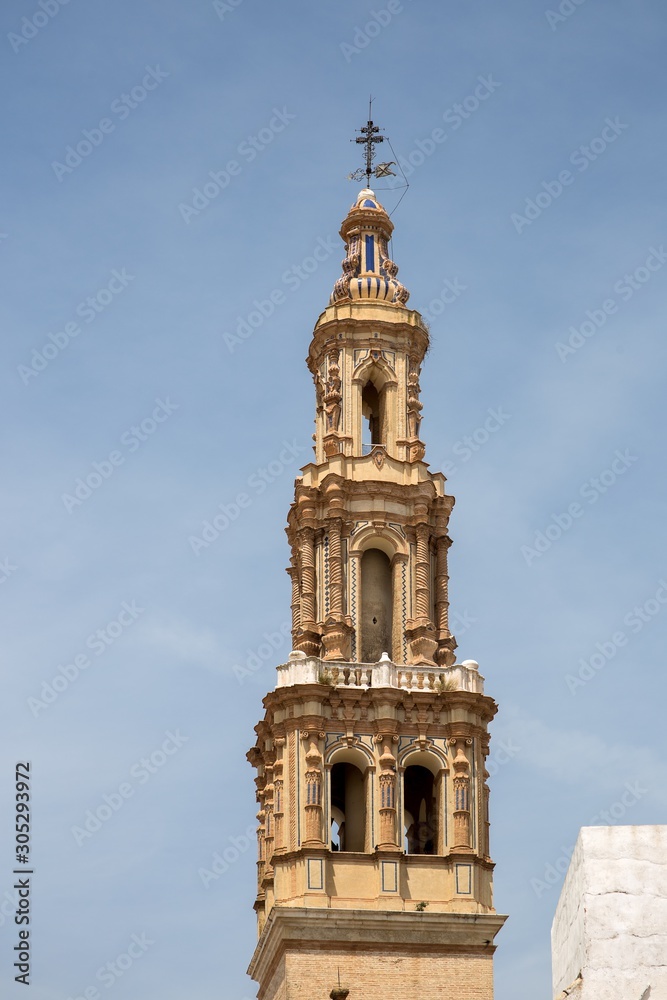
[247,190,506,1000]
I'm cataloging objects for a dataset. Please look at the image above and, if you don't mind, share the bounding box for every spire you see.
[330,188,409,305]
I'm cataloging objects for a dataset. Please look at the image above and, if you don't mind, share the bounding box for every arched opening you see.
[404,765,437,854]
[361,380,385,449]
[360,548,393,661]
[330,762,366,852]
[330,806,344,851]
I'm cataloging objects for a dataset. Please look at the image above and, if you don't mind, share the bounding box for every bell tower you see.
[247,133,506,1000]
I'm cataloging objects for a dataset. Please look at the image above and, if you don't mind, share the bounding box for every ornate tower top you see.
[246,154,506,1000]
[331,189,409,306]
[289,181,449,668]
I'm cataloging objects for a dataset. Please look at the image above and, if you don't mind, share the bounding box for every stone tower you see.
[247,186,506,1000]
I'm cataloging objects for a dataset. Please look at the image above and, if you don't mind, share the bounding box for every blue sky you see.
[1,0,666,997]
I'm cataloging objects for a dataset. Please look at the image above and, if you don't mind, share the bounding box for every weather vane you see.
[348,98,396,185]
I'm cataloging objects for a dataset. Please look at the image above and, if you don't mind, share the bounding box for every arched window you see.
[404,764,437,855]
[360,548,393,661]
[330,762,366,852]
[330,806,344,851]
[361,379,385,448]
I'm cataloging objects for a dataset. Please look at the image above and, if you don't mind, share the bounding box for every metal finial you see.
[348,98,395,184]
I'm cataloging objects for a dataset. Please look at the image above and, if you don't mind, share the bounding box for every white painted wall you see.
[552,826,667,1000]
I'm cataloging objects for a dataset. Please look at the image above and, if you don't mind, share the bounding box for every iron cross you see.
[351,102,387,186]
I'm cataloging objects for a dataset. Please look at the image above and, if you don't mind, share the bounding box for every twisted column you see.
[298,527,316,625]
[434,536,450,633]
[322,510,353,661]
[414,522,431,620]
[294,526,320,657]
[406,518,437,664]
[434,534,457,666]
[287,564,301,644]
[328,518,344,616]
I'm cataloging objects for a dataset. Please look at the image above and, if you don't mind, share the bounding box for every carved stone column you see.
[482,769,491,858]
[415,522,430,618]
[376,735,399,849]
[406,519,437,665]
[263,762,275,879]
[295,527,320,656]
[329,517,344,616]
[434,534,456,666]
[302,732,325,846]
[287,563,301,648]
[322,516,354,660]
[256,799,266,888]
[273,738,285,853]
[451,741,472,851]
[299,528,316,623]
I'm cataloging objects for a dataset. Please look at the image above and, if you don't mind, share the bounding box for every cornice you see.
[248,906,508,984]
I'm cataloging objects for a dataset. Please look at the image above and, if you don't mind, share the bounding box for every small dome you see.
[355,188,383,211]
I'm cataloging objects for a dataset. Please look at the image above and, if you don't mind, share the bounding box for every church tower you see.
[247,128,506,999]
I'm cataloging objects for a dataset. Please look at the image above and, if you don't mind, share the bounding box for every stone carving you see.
[406,358,425,462]
[331,252,360,302]
[377,735,399,849]
[303,734,325,846]
[372,447,385,470]
[324,350,342,432]
[452,743,472,851]
[406,361,423,439]
[380,256,410,304]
